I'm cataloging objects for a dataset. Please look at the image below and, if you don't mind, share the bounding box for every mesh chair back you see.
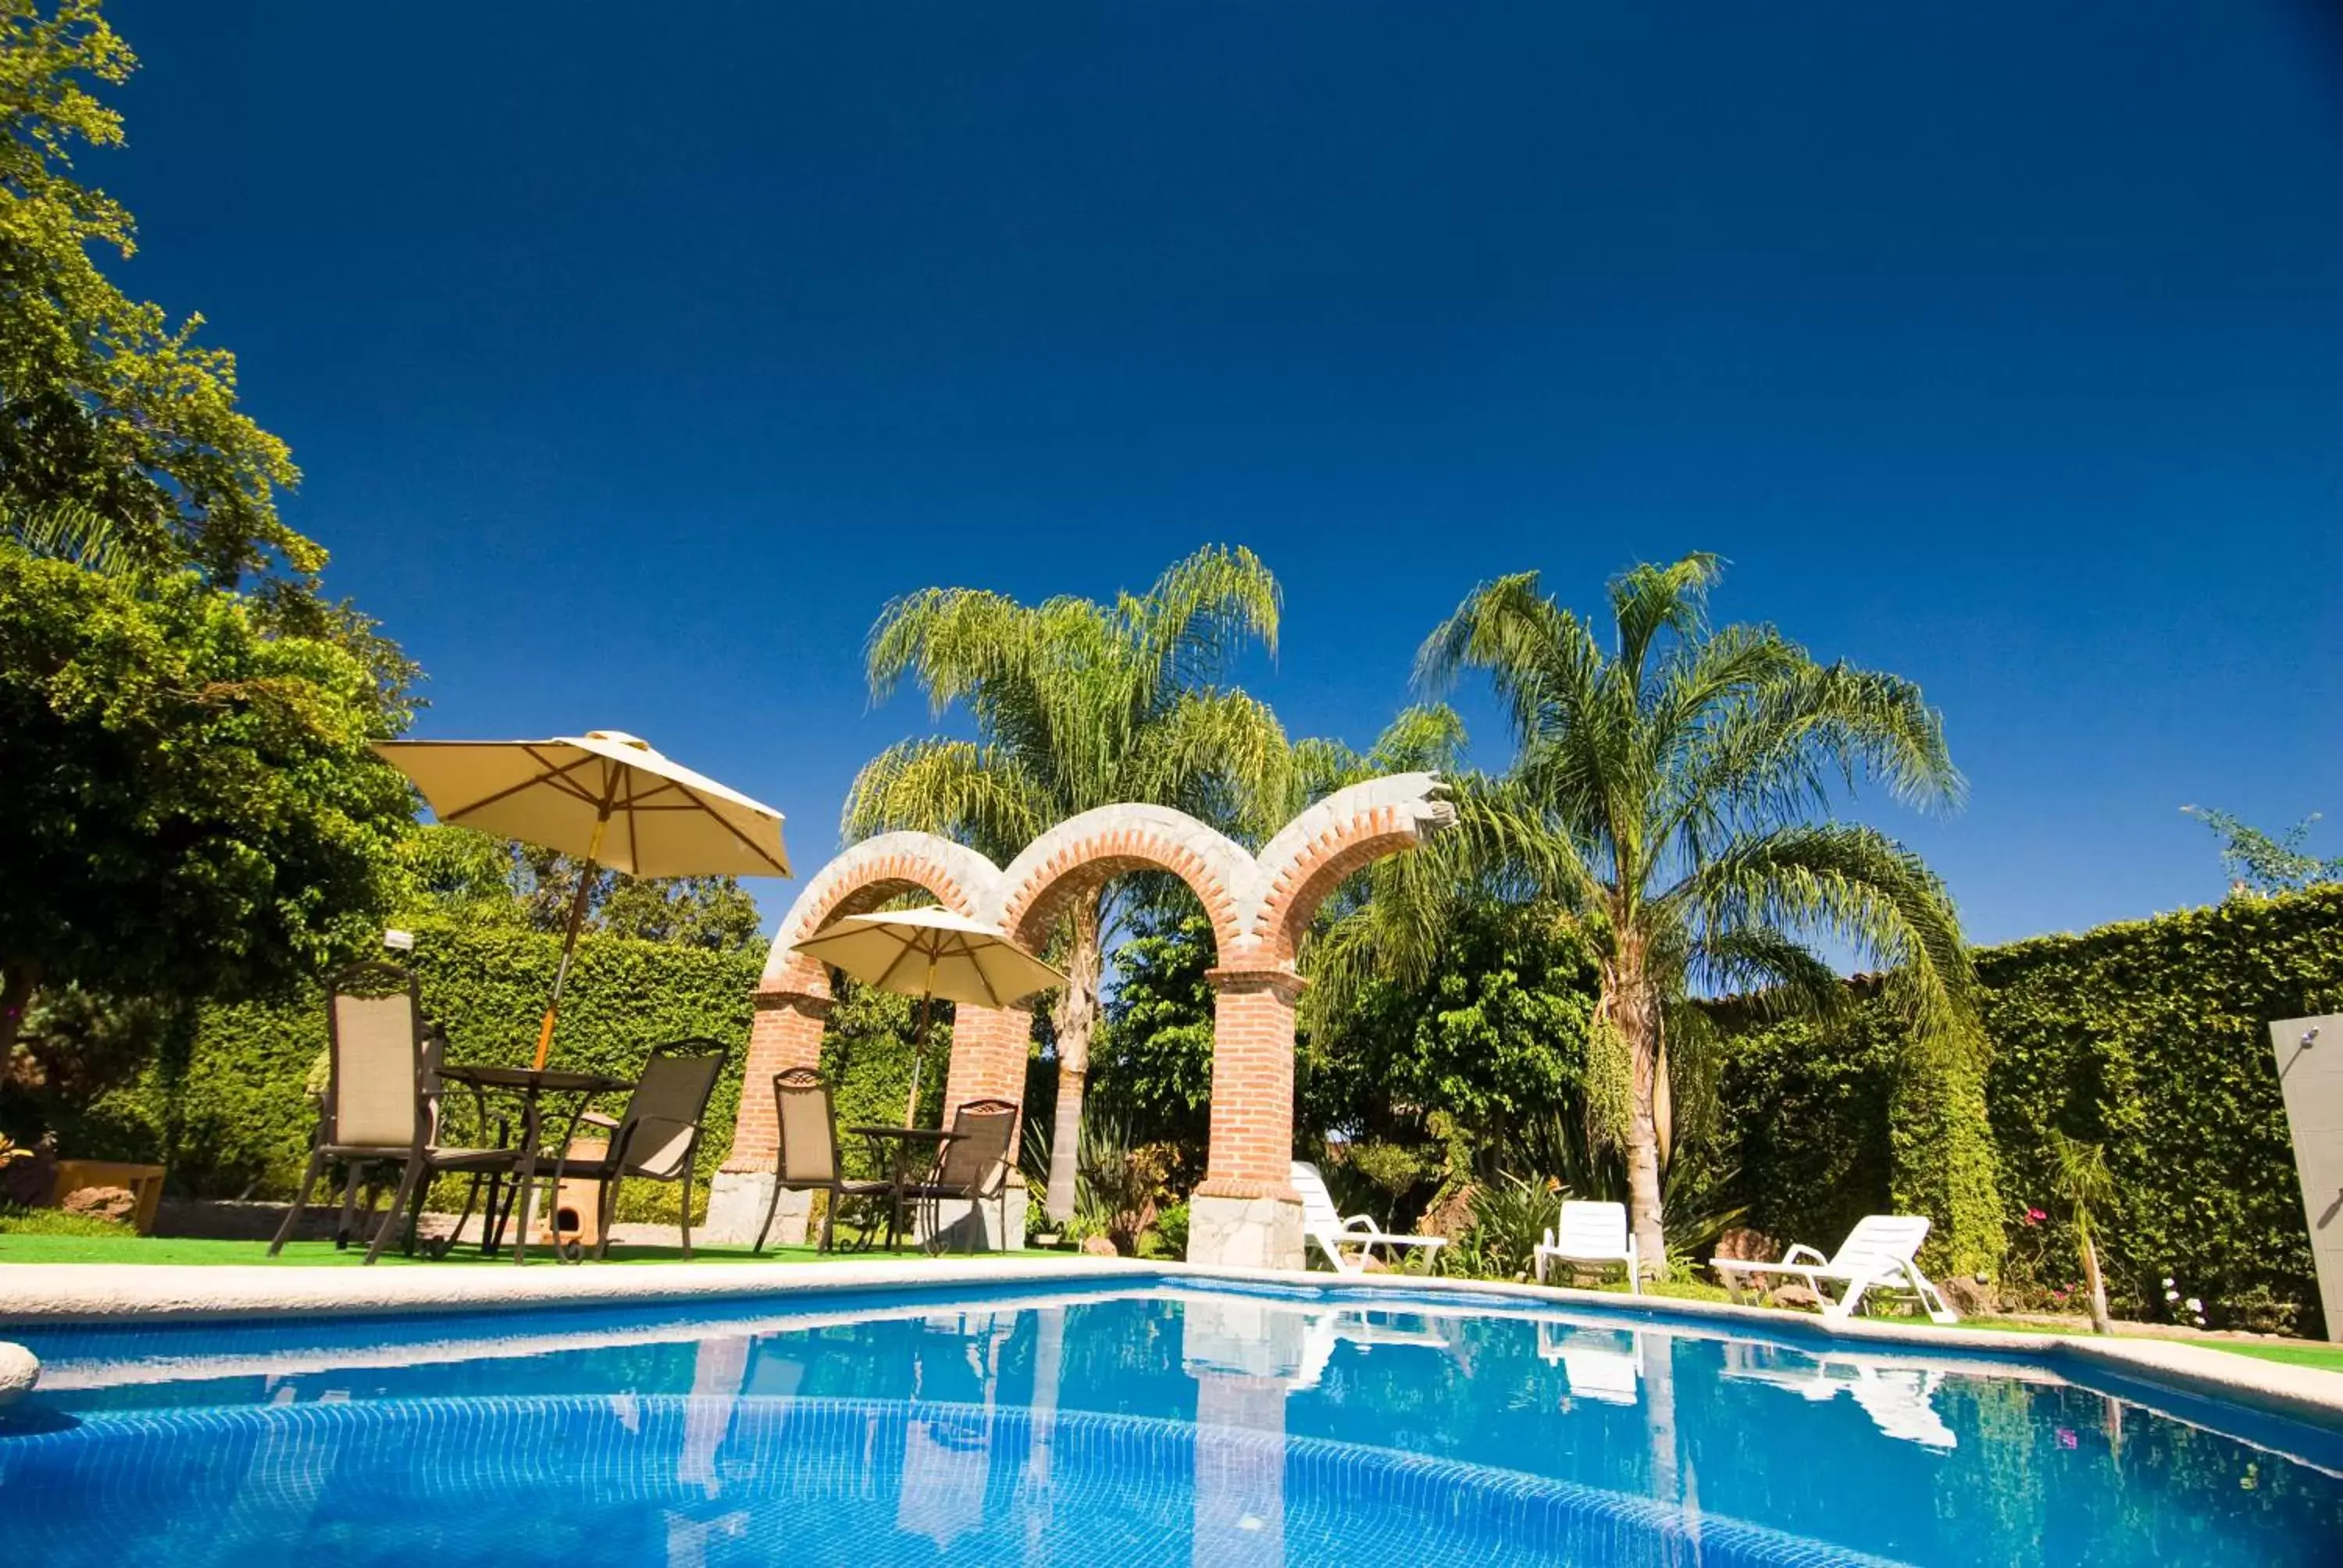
[773,1068,841,1185]
[618,1043,726,1179]
[328,964,423,1149]
[933,1099,1017,1192]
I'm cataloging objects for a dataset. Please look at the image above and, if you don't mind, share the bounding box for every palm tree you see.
[2048,1130,2117,1334]
[847,545,1288,1220]
[1416,554,1977,1276]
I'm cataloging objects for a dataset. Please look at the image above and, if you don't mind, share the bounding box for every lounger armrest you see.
[1781,1243,1828,1267]
[1336,1214,1382,1234]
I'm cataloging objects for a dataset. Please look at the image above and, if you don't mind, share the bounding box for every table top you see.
[440,1064,631,1094]
[847,1124,962,1142]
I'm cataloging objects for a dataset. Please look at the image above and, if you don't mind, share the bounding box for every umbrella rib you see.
[663,779,789,872]
[438,749,600,823]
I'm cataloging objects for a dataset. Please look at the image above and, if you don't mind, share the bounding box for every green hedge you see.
[1723,888,2343,1333]
[1976,888,2343,1334]
[70,920,956,1222]
[80,923,763,1213]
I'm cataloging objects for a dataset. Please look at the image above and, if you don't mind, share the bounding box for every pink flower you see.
[2056,1428,2078,1450]
[2024,1207,2048,1225]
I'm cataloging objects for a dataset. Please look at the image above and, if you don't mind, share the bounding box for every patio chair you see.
[547,1040,728,1260]
[1710,1214,1959,1324]
[269,963,515,1265]
[1533,1199,1640,1292]
[1291,1160,1448,1275]
[753,1067,895,1253]
[904,1099,1019,1253]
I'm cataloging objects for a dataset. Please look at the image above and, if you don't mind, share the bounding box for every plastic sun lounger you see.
[1533,1199,1640,1292]
[1710,1213,1960,1325]
[1290,1160,1449,1276]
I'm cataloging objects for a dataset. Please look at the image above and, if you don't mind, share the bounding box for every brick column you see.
[941,1004,1032,1121]
[1188,965,1305,1270]
[703,982,829,1244]
[922,1003,1032,1252]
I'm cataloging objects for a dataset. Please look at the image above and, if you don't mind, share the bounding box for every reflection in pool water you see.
[4,1284,2339,1566]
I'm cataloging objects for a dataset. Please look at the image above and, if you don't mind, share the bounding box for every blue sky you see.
[101,2,2343,949]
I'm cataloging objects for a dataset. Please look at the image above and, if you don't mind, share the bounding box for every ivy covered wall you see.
[1724,888,2343,1334]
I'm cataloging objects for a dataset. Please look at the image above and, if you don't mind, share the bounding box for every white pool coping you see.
[4,1256,2338,1435]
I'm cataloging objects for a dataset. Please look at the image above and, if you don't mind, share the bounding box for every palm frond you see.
[840,738,1054,862]
[1118,687,1293,843]
[4,497,144,578]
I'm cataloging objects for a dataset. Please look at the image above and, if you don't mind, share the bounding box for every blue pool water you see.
[3,1279,2339,1566]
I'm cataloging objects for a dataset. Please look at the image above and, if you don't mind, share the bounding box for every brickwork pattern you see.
[1195,968,1306,1199]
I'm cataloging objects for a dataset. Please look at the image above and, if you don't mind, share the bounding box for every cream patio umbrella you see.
[791,907,1063,1124]
[373,730,790,1066]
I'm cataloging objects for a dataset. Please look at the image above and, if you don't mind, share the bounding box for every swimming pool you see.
[4,1278,2338,1565]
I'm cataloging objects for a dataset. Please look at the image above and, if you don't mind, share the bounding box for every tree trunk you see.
[2081,1224,2113,1335]
[1607,936,1667,1281]
[0,961,37,1060]
[1043,892,1104,1223]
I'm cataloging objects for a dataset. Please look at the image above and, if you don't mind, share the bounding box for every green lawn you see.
[0,1227,1055,1268]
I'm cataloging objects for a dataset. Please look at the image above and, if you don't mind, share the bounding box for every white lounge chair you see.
[1720,1343,1957,1449]
[1533,1199,1640,1292]
[1536,1322,1645,1406]
[1291,1160,1449,1275]
[1710,1214,1959,1324]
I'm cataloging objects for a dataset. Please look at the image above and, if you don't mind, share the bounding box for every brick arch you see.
[993,804,1255,959]
[1247,773,1458,962]
[760,831,1004,999]
[713,776,1457,1266]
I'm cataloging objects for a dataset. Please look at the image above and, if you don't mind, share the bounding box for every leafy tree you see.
[846,545,1286,1219]
[0,1,416,725]
[1089,910,1217,1156]
[0,1,307,587]
[1416,554,1991,1275]
[394,825,763,953]
[2181,806,2341,895]
[0,549,414,1060]
[1305,897,1597,1162]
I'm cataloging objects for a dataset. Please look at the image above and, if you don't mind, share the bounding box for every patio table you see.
[847,1125,961,1252]
[439,1064,630,1264]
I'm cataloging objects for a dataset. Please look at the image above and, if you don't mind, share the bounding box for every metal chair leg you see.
[335,1160,370,1249]
[678,1169,694,1261]
[754,1175,786,1255]
[367,1161,426,1266]
[594,1175,622,1261]
[269,1148,327,1256]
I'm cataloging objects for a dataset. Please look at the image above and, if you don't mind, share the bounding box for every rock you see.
[1939,1275,2000,1317]
[1421,1185,1477,1245]
[0,1342,38,1410]
[59,1185,137,1225]
[1770,1283,1826,1311]
[1079,1235,1118,1258]
[1359,1253,1389,1274]
[1713,1228,1781,1263]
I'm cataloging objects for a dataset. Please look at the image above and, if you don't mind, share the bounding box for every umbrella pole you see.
[903,953,937,1127]
[534,807,612,1071]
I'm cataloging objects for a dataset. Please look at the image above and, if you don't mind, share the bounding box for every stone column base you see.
[702,1170,806,1247]
[1187,1192,1303,1271]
